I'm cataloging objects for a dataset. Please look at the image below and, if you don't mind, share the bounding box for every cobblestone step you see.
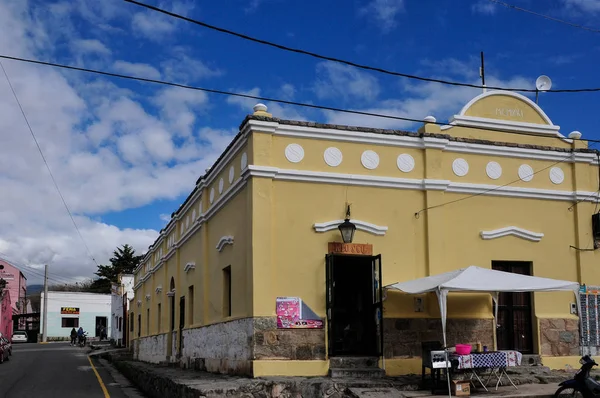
[329,367,386,379]
[330,357,380,369]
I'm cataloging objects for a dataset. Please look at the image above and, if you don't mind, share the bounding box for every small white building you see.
[40,291,111,340]
[111,274,134,347]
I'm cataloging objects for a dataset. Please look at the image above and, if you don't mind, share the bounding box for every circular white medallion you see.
[486,161,502,180]
[218,178,224,194]
[186,216,190,229]
[452,158,469,177]
[518,164,534,182]
[284,143,304,163]
[324,147,343,167]
[209,188,215,203]
[361,150,380,170]
[550,167,565,185]
[228,166,235,183]
[240,152,248,170]
[397,154,415,173]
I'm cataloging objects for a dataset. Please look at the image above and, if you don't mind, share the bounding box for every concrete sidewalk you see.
[98,349,570,398]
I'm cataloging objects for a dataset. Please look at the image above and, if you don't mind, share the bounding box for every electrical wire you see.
[3,54,600,146]
[487,0,600,34]
[0,61,99,268]
[0,253,79,285]
[125,0,600,93]
[414,151,578,217]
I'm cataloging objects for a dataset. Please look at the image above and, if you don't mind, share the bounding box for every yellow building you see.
[131,91,600,377]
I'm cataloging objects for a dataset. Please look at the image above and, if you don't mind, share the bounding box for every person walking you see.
[70,327,77,346]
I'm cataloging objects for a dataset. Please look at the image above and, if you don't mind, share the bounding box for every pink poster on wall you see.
[276,297,323,329]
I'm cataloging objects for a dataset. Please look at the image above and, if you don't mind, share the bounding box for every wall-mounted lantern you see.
[338,205,356,244]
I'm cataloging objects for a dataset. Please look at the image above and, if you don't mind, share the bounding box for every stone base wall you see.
[540,318,579,356]
[181,317,254,375]
[134,333,168,363]
[253,317,326,360]
[134,317,326,376]
[384,318,494,359]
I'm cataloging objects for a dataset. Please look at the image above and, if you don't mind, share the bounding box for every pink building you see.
[0,260,27,316]
[0,290,12,339]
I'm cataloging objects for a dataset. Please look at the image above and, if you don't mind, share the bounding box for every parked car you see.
[11,330,27,343]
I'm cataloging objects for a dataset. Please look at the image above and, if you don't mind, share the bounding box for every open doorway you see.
[492,261,534,354]
[95,316,107,338]
[326,254,382,357]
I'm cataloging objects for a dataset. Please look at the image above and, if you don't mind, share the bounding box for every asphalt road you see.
[0,342,146,398]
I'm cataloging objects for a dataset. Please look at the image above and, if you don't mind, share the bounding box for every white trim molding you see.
[313,219,388,236]
[480,226,544,242]
[136,300,141,307]
[184,262,196,273]
[166,289,175,297]
[247,165,600,203]
[216,236,234,252]
[145,294,151,301]
[155,285,162,294]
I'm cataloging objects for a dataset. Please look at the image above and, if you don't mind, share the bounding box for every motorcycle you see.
[555,355,600,397]
[77,332,88,347]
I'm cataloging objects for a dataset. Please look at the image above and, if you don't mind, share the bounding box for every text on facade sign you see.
[495,108,524,118]
[61,307,80,314]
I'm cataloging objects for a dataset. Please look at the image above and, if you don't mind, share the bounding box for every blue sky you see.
[0,0,599,282]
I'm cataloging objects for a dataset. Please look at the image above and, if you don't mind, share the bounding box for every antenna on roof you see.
[535,75,552,104]
[480,51,486,93]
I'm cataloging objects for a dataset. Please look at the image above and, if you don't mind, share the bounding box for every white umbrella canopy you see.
[387,265,580,295]
[386,265,580,347]
[386,266,580,397]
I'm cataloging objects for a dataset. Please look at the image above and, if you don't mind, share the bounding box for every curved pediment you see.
[313,219,388,236]
[480,226,543,242]
[459,91,553,125]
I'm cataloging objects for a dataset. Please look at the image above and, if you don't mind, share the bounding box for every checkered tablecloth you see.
[451,351,522,369]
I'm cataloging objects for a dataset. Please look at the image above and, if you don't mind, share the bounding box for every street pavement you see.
[0,341,146,398]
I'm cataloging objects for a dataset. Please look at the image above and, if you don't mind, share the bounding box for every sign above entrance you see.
[61,307,80,315]
[328,242,373,256]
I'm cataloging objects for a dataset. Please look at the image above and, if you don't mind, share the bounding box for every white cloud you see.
[471,0,497,15]
[161,48,223,83]
[112,60,161,79]
[359,0,405,33]
[322,58,533,130]
[314,62,380,103]
[71,39,112,56]
[0,0,233,284]
[131,11,176,41]
[562,0,600,13]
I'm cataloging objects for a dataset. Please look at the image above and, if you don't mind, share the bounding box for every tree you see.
[90,244,143,293]
[49,279,95,292]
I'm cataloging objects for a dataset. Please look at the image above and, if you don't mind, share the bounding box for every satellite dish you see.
[536,75,552,91]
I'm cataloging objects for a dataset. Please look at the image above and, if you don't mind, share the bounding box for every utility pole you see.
[42,264,48,343]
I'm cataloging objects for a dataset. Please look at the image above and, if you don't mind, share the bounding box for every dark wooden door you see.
[492,261,534,354]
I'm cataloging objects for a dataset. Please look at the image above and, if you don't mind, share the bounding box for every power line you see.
[0,61,100,268]
[487,0,600,34]
[2,54,600,146]
[0,254,79,285]
[125,0,599,93]
[414,150,589,217]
